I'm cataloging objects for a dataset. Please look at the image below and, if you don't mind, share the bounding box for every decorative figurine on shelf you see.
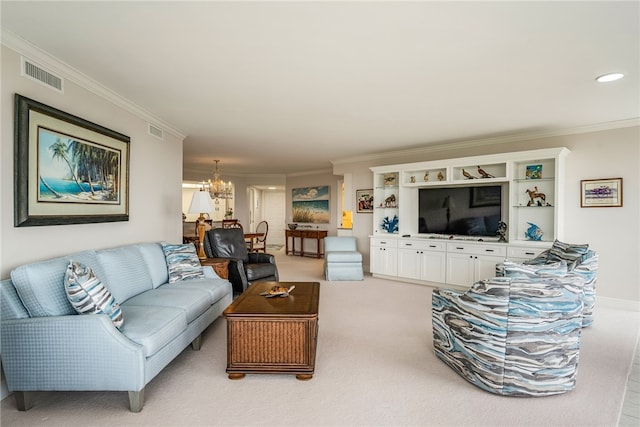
[437,171,445,181]
[225,207,234,219]
[497,221,508,243]
[384,194,397,208]
[525,222,543,241]
[477,165,495,179]
[424,171,429,181]
[410,176,416,183]
[525,186,546,206]
[382,215,399,233]
[462,169,477,179]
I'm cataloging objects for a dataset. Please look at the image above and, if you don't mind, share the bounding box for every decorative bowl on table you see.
[288,223,298,230]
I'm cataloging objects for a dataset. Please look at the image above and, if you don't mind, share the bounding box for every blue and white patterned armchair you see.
[432,268,585,396]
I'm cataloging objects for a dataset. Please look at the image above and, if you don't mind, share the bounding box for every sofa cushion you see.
[0,279,30,320]
[64,260,124,328]
[161,243,205,283]
[96,245,154,303]
[161,278,232,306]
[10,250,104,317]
[325,251,363,263]
[123,287,211,323]
[118,305,187,357]
[136,242,170,288]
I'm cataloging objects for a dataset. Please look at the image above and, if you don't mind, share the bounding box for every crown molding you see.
[331,118,640,166]
[2,28,186,140]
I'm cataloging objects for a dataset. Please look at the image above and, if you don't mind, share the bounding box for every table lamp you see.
[188,190,214,260]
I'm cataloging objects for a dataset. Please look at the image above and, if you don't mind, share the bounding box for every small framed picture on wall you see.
[580,178,623,207]
[356,189,373,213]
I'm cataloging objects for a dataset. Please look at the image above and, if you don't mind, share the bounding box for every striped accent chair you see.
[432,273,585,396]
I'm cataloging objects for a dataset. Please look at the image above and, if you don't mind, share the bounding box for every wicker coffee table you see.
[222,281,320,380]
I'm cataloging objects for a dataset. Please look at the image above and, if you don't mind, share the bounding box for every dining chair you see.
[249,221,269,252]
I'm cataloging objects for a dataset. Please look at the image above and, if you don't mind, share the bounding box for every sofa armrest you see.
[1,314,146,392]
[201,265,220,279]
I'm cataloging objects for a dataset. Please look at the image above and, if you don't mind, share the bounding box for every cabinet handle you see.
[455,247,464,250]
[485,249,494,252]
[405,243,413,246]
[429,245,437,248]
[525,252,535,255]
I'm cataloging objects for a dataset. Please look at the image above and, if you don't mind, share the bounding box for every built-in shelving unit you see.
[369,147,570,287]
[373,171,400,234]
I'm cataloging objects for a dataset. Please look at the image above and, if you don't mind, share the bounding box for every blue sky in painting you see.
[38,128,72,179]
[292,186,329,201]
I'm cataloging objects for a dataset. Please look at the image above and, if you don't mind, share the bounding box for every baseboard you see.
[598,295,640,312]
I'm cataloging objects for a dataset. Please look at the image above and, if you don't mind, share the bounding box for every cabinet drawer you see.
[399,240,445,251]
[507,246,547,260]
[446,243,506,257]
[370,238,398,248]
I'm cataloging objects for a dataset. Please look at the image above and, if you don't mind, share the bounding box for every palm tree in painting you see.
[49,138,84,192]
[69,139,97,196]
[67,139,120,200]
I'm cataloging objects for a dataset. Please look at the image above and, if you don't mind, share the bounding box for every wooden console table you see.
[285,229,328,258]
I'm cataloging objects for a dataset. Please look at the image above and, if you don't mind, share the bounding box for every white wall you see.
[1,45,184,278]
[334,127,640,303]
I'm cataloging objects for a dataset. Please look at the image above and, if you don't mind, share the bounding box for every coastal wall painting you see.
[292,186,330,223]
[580,178,623,208]
[14,94,130,226]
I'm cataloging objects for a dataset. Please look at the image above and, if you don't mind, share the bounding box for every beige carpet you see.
[2,249,638,426]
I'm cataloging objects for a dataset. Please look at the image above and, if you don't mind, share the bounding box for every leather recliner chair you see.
[203,227,278,294]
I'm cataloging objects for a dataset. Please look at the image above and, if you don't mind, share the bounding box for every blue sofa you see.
[0,242,233,412]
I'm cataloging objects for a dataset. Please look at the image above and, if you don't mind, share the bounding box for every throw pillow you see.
[162,243,206,283]
[500,260,568,279]
[64,260,124,328]
[547,239,589,270]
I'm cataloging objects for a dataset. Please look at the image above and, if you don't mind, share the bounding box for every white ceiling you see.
[2,1,638,179]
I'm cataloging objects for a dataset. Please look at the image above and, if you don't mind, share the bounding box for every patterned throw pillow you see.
[500,260,568,279]
[162,243,205,283]
[547,240,589,270]
[64,260,124,328]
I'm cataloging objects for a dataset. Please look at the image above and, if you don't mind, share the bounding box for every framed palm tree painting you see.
[14,94,130,226]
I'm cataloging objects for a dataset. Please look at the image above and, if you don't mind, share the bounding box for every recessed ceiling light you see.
[596,73,624,83]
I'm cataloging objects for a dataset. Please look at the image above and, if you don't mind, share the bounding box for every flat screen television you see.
[418,185,503,238]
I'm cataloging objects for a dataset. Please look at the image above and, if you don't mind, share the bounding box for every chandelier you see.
[208,160,233,199]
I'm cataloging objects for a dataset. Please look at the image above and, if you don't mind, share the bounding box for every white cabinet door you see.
[446,253,475,287]
[420,250,447,283]
[370,238,398,277]
[475,254,506,281]
[373,247,397,276]
[398,249,421,280]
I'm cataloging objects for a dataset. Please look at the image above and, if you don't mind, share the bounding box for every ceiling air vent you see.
[148,124,164,140]
[22,58,64,93]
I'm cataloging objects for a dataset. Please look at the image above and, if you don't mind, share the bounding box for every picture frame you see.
[356,189,373,213]
[383,173,397,187]
[14,94,130,226]
[292,186,330,223]
[525,164,543,179]
[470,186,502,207]
[580,178,623,208]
